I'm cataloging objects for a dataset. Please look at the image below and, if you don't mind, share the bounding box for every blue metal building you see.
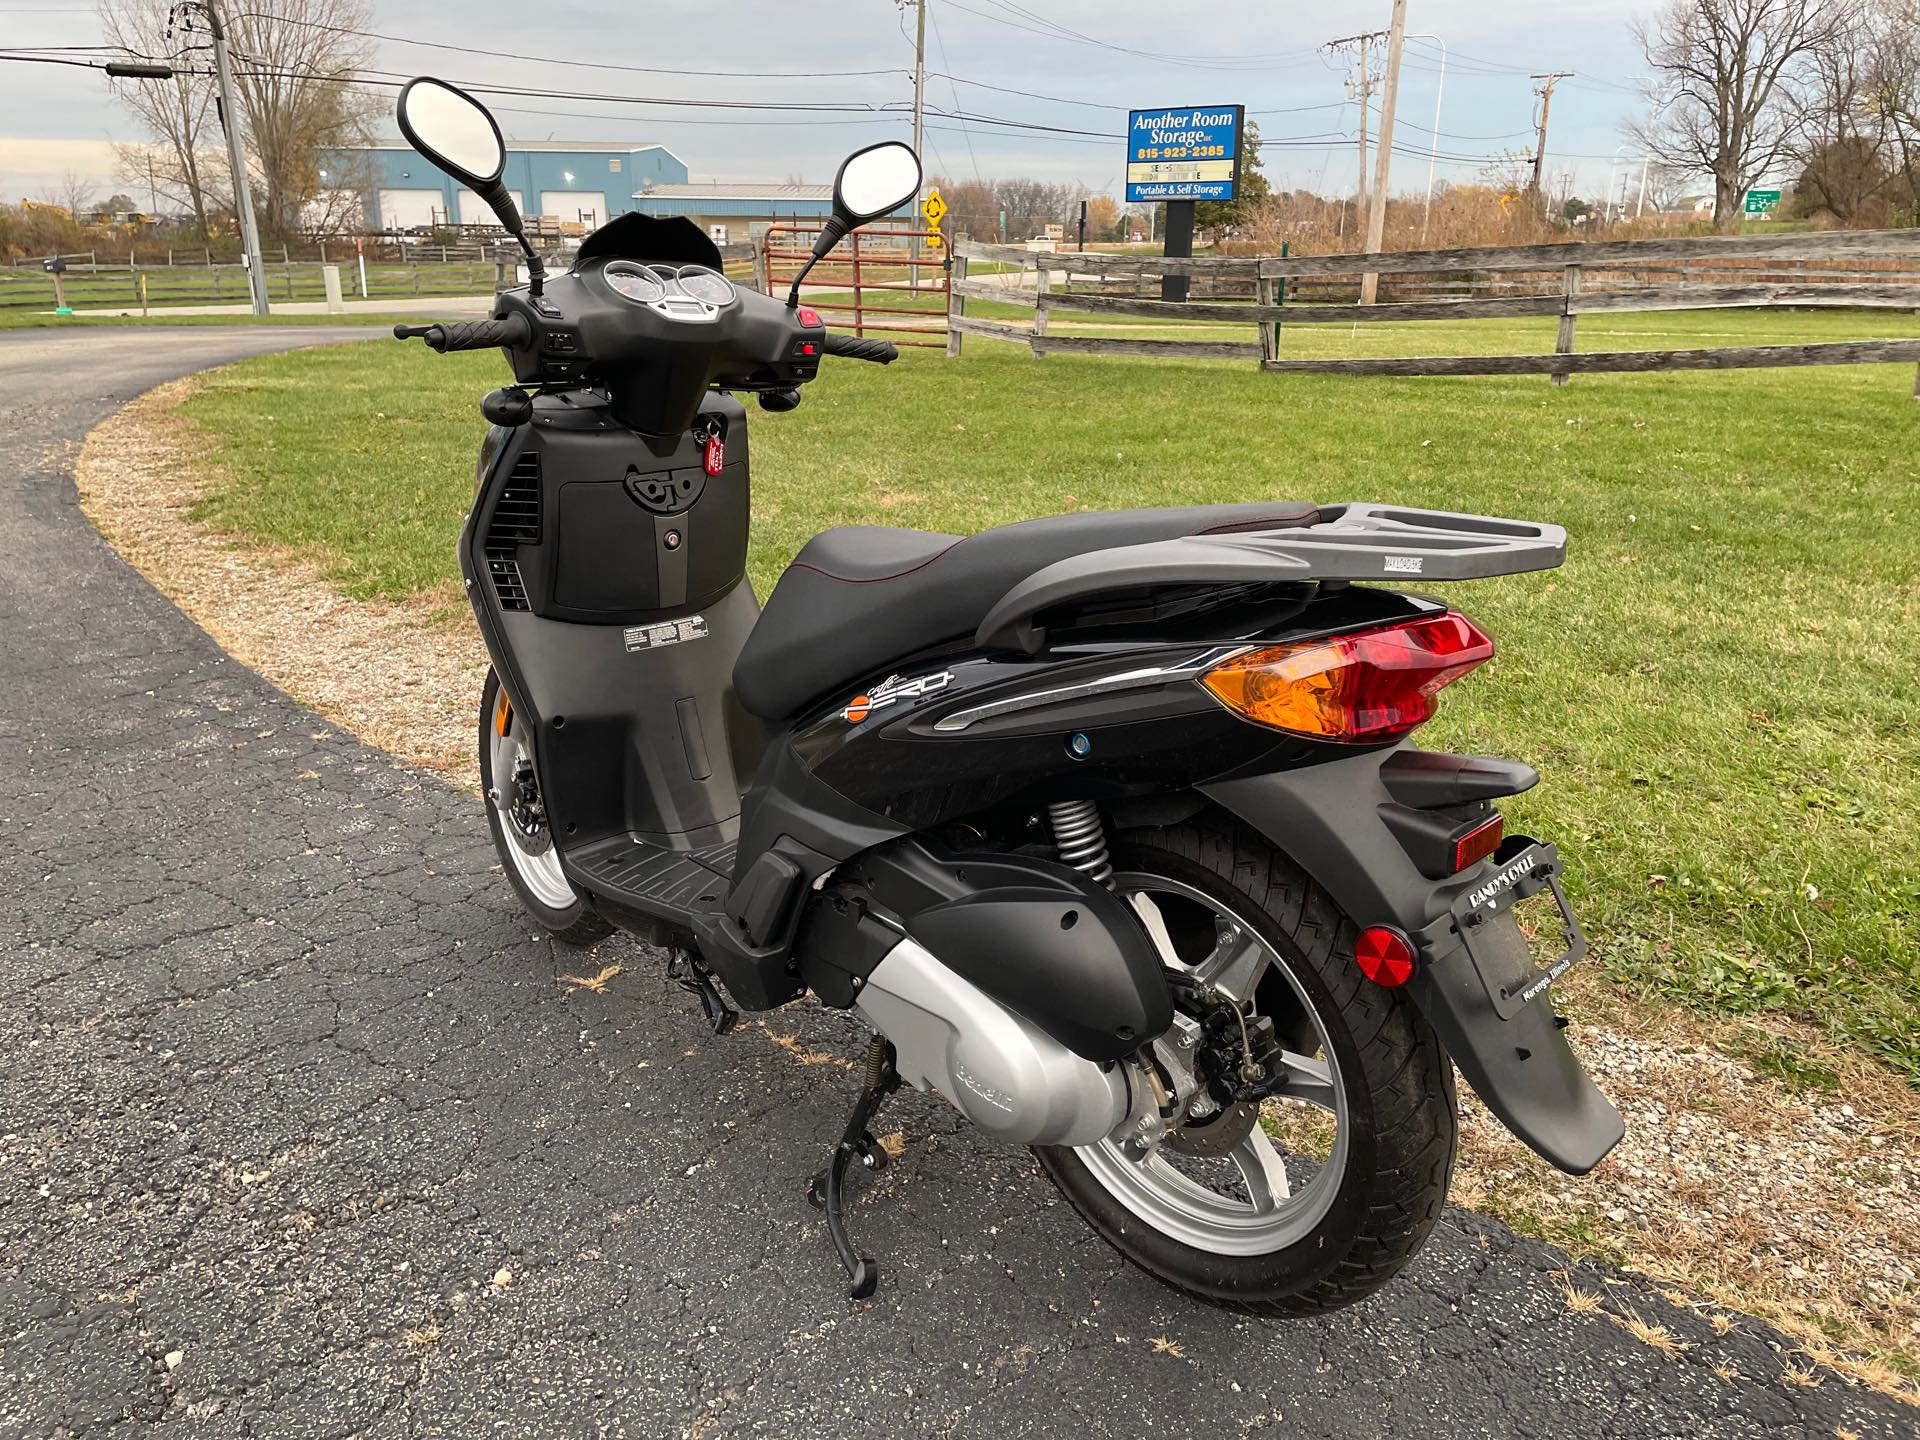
[341,141,689,232]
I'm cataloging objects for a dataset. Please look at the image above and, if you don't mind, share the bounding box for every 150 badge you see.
[841,669,953,723]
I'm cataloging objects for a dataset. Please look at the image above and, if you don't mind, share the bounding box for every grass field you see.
[173,306,1920,1082]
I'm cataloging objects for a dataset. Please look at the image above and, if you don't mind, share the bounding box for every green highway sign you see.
[1744,188,1782,215]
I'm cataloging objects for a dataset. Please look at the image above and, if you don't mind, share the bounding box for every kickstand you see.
[805,1035,900,1300]
[667,948,738,1035]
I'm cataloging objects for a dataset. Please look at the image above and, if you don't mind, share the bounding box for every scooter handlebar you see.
[821,332,898,365]
[392,314,532,353]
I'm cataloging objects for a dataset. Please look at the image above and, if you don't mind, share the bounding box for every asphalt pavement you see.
[1,325,1910,1439]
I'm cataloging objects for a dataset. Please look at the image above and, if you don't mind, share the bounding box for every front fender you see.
[1201,746,1624,1175]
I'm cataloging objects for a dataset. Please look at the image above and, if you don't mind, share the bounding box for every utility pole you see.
[904,0,927,292]
[1361,0,1408,303]
[1327,30,1384,252]
[910,0,926,170]
[1528,72,1573,215]
[202,0,270,314]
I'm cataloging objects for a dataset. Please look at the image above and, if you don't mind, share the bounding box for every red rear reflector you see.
[1200,611,1494,742]
[1453,813,1505,872]
[1354,927,1416,987]
[802,342,817,356]
[796,307,823,327]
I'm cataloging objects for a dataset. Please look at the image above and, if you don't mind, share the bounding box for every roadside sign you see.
[1744,188,1782,216]
[924,231,943,249]
[921,188,947,229]
[1124,105,1243,204]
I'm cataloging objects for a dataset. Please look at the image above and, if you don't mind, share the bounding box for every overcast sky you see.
[1,0,1676,206]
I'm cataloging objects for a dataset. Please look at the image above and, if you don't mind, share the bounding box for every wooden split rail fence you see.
[945,230,1920,390]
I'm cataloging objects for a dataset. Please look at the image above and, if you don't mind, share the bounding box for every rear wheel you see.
[1034,810,1456,1316]
[479,668,613,946]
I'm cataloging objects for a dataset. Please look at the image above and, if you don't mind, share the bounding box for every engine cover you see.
[855,937,1130,1146]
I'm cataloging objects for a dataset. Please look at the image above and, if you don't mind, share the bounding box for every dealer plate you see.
[1451,839,1589,1021]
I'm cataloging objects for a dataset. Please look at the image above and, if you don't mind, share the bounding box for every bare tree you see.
[1636,160,1701,212]
[1635,0,1860,231]
[39,169,98,218]
[1869,0,1920,219]
[216,0,380,243]
[99,0,222,237]
[1787,0,1900,221]
[1477,148,1536,198]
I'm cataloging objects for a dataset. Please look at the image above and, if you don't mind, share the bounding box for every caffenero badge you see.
[840,670,953,724]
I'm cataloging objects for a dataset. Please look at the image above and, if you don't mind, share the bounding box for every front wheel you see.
[1034,811,1457,1316]
[478,668,613,946]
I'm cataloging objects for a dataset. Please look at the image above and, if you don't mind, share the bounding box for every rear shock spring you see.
[1047,799,1113,889]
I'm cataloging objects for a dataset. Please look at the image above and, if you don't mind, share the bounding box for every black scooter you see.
[392,77,1622,1308]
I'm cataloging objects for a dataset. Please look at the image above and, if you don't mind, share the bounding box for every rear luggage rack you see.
[976,504,1566,653]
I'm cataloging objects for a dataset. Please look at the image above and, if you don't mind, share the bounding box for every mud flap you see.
[1202,748,1624,1176]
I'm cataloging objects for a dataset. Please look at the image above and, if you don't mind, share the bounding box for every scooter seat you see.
[733,501,1321,720]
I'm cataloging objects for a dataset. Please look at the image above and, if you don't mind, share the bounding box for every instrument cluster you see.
[600,260,737,322]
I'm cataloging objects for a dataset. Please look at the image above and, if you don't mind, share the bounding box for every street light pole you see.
[1634,84,1666,219]
[1408,33,1446,246]
[1603,143,1630,224]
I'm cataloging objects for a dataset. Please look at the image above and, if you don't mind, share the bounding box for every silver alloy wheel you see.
[1078,871,1350,1257]
[486,713,578,911]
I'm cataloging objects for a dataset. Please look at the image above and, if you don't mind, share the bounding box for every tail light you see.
[1200,612,1493,743]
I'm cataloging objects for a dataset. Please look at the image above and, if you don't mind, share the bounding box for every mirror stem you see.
[786,214,848,308]
[519,232,545,298]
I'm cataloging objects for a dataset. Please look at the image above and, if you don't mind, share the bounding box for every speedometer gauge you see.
[603,261,666,303]
[674,267,735,306]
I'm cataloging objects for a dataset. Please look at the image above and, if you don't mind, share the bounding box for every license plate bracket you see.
[1451,838,1587,1020]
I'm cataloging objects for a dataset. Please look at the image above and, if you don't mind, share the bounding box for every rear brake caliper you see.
[1158,977,1283,1157]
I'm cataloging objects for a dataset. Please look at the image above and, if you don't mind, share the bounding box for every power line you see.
[940,0,1319,70]
[220,11,905,80]
[0,45,1643,173]
[925,2,982,185]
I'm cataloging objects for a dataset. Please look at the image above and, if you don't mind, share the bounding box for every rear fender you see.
[1200,745,1623,1175]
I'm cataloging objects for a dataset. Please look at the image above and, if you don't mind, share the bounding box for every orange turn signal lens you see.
[1200,612,1493,743]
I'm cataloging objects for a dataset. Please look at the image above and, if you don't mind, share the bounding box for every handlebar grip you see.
[821,332,899,365]
[392,314,532,353]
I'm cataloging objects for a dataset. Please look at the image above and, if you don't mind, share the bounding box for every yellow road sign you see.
[921,189,947,228]
[925,230,943,248]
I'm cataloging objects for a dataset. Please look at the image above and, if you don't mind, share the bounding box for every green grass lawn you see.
[175,308,1920,1080]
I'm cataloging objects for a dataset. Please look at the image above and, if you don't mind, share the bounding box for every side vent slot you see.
[485,451,541,610]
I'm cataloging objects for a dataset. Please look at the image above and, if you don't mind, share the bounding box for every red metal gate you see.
[756,224,948,348]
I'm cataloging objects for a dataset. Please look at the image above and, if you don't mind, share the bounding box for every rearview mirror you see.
[397,76,544,294]
[833,141,922,226]
[397,77,505,191]
[787,140,922,307]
